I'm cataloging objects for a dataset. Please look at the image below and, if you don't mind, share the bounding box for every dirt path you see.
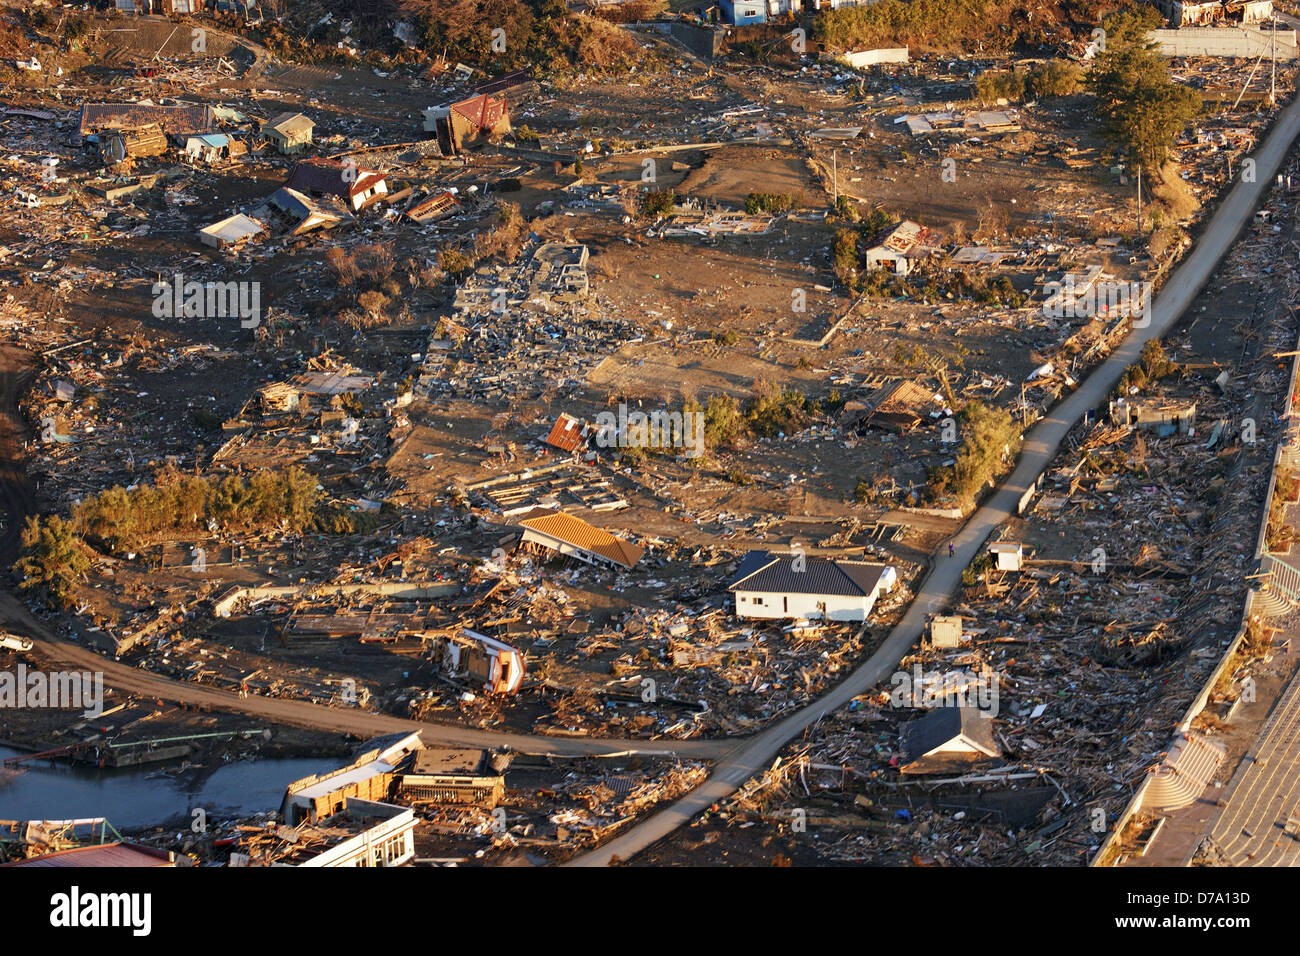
[0,344,724,759]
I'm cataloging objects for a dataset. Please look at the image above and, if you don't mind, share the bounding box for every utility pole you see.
[1136,164,1143,236]
[1272,14,1277,107]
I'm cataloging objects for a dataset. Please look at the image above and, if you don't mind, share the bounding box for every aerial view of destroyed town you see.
[3,0,1300,874]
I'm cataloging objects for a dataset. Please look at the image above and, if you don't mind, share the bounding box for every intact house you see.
[727,550,897,621]
[284,157,388,212]
[897,706,1000,774]
[517,508,644,571]
[720,0,768,23]
[264,112,315,155]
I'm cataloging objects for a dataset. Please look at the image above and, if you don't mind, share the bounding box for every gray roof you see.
[268,112,314,135]
[727,550,890,597]
[900,707,999,763]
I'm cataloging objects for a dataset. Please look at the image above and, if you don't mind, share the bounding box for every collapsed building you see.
[424,94,511,155]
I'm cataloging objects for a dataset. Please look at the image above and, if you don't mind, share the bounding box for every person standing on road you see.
[948,543,955,558]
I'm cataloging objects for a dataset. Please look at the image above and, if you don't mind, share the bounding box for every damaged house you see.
[98,123,169,166]
[430,628,526,696]
[281,732,423,825]
[263,112,315,155]
[184,133,245,164]
[517,508,644,571]
[840,378,941,433]
[424,94,511,155]
[405,189,460,224]
[76,102,214,147]
[1112,397,1197,436]
[545,413,588,455]
[727,550,897,621]
[897,706,1001,774]
[284,158,388,212]
[198,212,265,250]
[864,220,936,276]
[250,186,353,236]
[1153,0,1272,25]
[236,800,416,867]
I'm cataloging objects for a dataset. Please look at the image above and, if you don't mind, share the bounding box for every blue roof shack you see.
[720,0,767,24]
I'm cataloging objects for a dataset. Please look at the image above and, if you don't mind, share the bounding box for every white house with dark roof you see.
[898,707,1000,774]
[726,550,896,621]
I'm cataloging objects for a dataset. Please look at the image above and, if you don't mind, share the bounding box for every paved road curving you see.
[567,90,1300,865]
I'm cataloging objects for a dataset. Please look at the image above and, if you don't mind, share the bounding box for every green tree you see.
[638,188,676,218]
[16,516,90,610]
[927,401,1021,505]
[1086,7,1201,177]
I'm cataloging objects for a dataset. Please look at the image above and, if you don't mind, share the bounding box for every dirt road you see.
[0,344,724,760]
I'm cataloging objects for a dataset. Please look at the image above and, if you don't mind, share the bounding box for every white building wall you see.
[734,590,872,621]
[301,809,416,867]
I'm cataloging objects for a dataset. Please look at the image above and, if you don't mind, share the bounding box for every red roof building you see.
[545,413,586,454]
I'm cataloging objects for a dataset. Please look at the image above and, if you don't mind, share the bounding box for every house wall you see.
[734,590,873,621]
[1150,27,1297,58]
[270,131,311,155]
[721,0,767,24]
[350,180,388,210]
[299,807,416,867]
[992,550,1022,572]
[928,737,984,755]
[865,249,910,275]
[838,47,909,67]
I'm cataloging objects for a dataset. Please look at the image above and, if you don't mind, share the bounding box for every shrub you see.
[927,401,1021,505]
[745,380,814,438]
[744,192,802,215]
[15,515,90,610]
[638,188,676,218]
[437,243,474,280]
[70,466,323,554]
[324,247,359,287]
[974,68,1025,104]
